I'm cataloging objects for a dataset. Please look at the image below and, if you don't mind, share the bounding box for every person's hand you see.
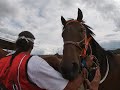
[85,67,101,90]
[86,55,94,68]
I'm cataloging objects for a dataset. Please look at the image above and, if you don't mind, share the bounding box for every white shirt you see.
[27,56,68,90]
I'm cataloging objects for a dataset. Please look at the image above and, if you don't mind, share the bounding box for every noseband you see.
[64,38,85,51]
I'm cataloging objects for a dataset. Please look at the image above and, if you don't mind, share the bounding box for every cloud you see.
[0,0,64,54]
[0,0,21,19]
[105,34,118,37]
[100,40,120,50]
[81,0,120,32]
[0,0,120,55]
[22,0,48,8]
[0,28,17,41]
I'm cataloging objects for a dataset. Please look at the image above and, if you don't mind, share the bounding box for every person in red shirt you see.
[0,31,100,90]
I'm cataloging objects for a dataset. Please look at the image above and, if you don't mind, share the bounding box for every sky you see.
[0,0,120,55]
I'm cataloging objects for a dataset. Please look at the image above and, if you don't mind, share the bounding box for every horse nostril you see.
[60,62,80,80]
[72,62,79,73]
[61,64,71,72]
[60,62,79,73]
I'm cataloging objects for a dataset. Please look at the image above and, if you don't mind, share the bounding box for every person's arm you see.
[27,56,68,90]
[27,56,85,90]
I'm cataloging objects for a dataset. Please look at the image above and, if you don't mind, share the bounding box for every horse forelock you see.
[82,24,95,37]
[62,19,95,36]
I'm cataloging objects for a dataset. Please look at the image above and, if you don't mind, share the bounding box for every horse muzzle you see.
[60,62,80,80]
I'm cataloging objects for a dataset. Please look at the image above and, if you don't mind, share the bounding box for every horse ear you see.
[77,8,83,21]
[61,16,66,26]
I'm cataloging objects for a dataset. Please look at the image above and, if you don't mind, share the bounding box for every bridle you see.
[63,20,98,67]
[63,20,99,78]
[63,20,93,58]
[63,20,109,84]
[64,38,85,51]
[64,31,99,72]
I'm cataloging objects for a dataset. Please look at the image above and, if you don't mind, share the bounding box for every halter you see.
[63,20,93,58]
[63,20,96,67]
[63,20,110,85]
[64,38,85,50]
[64,34,99,69]
[63,20,100,79]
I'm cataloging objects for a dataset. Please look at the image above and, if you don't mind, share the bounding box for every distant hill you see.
[109,49,120,54]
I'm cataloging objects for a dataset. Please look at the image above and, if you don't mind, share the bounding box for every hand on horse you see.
[85,55,94,68]
[85,67,101,90]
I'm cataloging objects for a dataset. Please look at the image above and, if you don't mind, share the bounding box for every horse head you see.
[60,8,91,80]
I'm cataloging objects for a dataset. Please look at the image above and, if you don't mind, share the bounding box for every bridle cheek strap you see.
[81,37,92,57]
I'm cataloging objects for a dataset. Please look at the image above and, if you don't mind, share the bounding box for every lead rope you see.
[99,56,109,84]
[81,37,92,58]
[81,34,100,90]
[80,36,93,90]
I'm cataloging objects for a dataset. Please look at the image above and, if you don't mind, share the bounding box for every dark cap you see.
[19,31,35,39]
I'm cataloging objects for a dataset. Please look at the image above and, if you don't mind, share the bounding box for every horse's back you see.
[39,54,62,71]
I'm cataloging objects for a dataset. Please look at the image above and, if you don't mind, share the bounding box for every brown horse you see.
[60,8,120,90]
[40,54,62,71]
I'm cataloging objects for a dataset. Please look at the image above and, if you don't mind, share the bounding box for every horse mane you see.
[83,22,115,82]
[82,24,95,36]
[82,22,113,57]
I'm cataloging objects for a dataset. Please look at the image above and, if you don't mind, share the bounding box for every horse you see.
[60,8,120,90]
[0,8,120,89]
[40,54,62,71]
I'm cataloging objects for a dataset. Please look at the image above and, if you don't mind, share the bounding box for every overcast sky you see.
[0,0,120,55]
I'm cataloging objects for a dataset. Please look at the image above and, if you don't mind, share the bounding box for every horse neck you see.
[90,39,110,79]
[91,39,120,83]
